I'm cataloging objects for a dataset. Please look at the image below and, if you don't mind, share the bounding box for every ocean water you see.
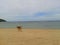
[0,21,60,29]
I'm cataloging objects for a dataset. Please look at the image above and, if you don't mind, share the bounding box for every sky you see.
[0,0,60,21]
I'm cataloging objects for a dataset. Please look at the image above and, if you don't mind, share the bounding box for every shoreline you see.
[0,27,60,29]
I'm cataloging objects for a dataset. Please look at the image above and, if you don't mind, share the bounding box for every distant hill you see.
[0,19,6,22]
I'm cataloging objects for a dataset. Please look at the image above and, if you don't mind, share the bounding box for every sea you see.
[0,21,60,29]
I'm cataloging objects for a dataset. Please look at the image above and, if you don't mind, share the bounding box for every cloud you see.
[0,0,60,21]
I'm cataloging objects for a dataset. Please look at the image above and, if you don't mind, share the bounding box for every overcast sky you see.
[0,0,60,21]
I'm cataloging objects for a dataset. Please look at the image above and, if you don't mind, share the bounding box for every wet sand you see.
[0,28,60,45]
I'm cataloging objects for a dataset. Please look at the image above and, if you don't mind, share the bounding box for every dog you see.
[17,26,22,32]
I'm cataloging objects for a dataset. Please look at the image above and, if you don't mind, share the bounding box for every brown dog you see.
[17,26,22,32]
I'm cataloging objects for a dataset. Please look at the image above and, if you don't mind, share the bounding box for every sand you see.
[0,28,60,45]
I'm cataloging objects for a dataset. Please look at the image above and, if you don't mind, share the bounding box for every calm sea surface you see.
[0,21,60,29]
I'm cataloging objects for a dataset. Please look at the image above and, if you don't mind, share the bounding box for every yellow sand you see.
[0,28,60,45]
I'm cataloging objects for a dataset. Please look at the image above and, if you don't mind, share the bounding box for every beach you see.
[0,28,60,45]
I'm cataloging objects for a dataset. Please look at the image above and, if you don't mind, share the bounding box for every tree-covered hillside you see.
[0,19,6,22]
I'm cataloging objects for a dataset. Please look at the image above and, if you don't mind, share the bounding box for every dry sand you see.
[0,28,60,45]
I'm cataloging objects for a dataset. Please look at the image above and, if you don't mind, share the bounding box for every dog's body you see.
[17,26,22,32]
